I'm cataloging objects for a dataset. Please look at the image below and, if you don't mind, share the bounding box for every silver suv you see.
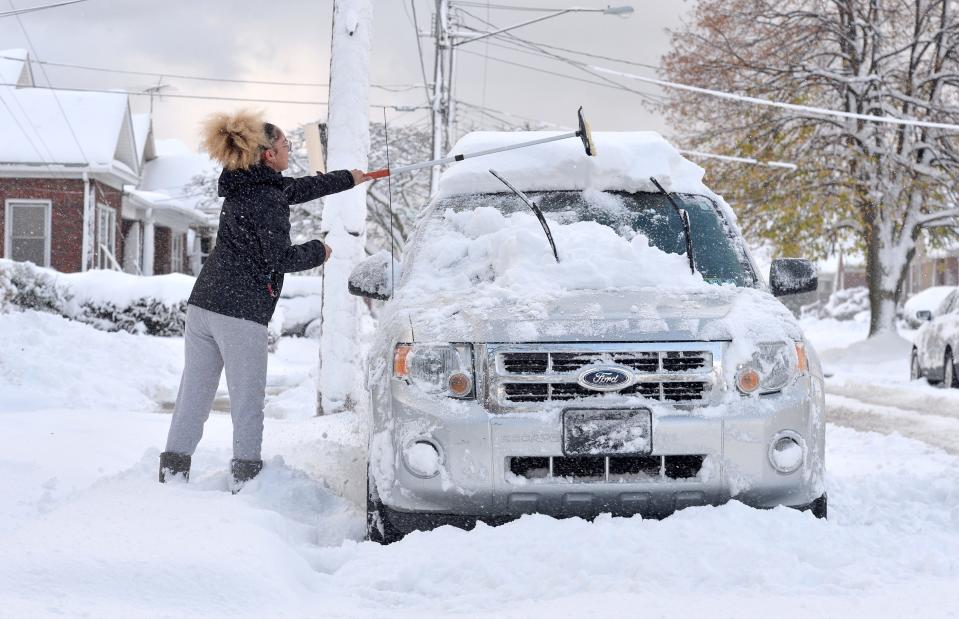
[350,140,827,543]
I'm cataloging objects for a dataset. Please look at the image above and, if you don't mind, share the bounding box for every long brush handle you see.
[367,131,579,180]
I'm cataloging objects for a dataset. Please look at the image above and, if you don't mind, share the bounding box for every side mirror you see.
[916,310,933,322]
[769,258,818,297]
[348,250,399,301]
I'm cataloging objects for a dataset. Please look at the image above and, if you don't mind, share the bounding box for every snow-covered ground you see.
[2,309,958,618]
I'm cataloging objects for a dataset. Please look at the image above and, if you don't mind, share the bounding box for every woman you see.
[159,110,370,490]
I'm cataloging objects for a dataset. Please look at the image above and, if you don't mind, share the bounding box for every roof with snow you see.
[0,49,138,176]
[0,49,33,87]
[435,131,711,198]
[127,138,220,223]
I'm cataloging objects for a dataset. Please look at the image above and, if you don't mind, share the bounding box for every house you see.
[906,239,959,296]
[0,49,215,276]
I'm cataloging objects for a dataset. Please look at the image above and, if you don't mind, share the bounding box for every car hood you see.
[384,286,802,344]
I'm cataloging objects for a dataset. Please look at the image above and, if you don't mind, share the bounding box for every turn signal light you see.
[737,367,761,393]
[796,343,808,374]
[394,344,412,377]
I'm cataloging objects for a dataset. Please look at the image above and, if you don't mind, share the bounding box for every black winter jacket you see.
[188,165,355,325]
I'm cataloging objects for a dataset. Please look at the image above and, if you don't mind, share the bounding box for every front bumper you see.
[370,373,826,525]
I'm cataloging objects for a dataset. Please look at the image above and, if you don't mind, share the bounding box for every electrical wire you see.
[0,0,87,18]
[0,53,420,91]
[455,7,665,104]
[454,7,661,71]
[9,0,90,164]
[407,0,432,104]
[454,48,664,104]
[0,80,431,109]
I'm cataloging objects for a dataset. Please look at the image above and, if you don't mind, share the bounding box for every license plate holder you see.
[563,408,652,456]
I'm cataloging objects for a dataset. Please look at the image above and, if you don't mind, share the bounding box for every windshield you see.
[431,190,756,287]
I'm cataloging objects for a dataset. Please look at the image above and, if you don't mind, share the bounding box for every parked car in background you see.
[902,286,957,329]
[911,287,959,387]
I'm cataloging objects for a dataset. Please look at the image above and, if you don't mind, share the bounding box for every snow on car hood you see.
[384,206,801,346]
[435,131,713,199]
[389,286,799,345]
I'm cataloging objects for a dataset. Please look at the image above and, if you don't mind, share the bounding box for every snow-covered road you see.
[809,319,959,455]
[1,311,958,618]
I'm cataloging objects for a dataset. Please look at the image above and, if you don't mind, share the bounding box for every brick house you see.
[0,49,213,275]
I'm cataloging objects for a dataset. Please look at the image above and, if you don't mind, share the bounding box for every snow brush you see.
[366,106,596,180]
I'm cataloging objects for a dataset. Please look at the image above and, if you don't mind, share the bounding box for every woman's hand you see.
[323,243,333,260]
[351,169,373,185]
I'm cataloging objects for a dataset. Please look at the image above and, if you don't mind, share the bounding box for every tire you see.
[945,351,958,389]
[910,349,922,382]
[810,493,827,519]
[366,473,405,544]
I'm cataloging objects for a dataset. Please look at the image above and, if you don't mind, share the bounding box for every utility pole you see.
[425,3,634,195]
[318,0,373,415]
[429,0,450,195]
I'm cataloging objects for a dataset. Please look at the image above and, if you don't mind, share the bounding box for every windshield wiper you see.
[488,168,560,263]
[649,176,695,275]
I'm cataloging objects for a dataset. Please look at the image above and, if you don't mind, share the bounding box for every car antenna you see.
[488,169,560,263]
[649,177,695,275]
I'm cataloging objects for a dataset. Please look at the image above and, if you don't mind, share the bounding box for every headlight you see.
[393,343,475,398]
[735,341,806,395]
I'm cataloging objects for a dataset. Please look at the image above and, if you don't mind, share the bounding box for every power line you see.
[592,64,959,132]
[455,8,660,71]
[678,149,797,171]
[0,80,431,109]
[454,7,665,104]
[9,0,90,164]
[453,2,584,11]
[406,0,432,104]
[0,53,420,91]
[458,98,798,170]
[0,0,87,17]
[455,47,663,104]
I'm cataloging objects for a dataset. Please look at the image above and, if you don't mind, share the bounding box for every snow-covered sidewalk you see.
[2,310,958,618]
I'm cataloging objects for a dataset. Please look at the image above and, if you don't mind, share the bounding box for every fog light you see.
[768,433,804,474]
[404,440,442,478]
[736,367,761,393]
[448,371,473,397]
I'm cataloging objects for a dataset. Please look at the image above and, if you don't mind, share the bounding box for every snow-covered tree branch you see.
[659,0,959,335]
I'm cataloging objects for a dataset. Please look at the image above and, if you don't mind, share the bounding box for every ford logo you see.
[577,366,634,391]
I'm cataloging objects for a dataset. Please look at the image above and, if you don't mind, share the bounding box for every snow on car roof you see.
[436,131,712,198]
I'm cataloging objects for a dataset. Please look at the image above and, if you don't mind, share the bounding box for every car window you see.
[434,191,757,287]
[937,291,957,316]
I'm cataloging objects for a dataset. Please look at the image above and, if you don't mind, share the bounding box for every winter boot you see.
[159,451,191,483]
[230,458,263,494]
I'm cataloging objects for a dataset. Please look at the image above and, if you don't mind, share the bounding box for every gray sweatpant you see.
[165,305,269,461]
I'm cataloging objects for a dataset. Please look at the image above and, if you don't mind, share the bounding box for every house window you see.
[96,204,117,269]
[4,200,51,267]
[171,233,183,273]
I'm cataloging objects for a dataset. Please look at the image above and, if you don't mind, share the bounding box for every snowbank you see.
[0,311,182,412]
[2,305,959,617]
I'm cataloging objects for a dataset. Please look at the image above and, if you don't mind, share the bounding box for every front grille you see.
[489,343,722,410]
[501,350,711,375]
[503,353,548,374]
[502,381,707,403]
[508,455,705,483]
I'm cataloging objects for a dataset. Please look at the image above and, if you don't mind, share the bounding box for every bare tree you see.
[660,0,959,335]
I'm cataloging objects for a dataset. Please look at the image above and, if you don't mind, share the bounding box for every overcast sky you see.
[0,0,692,154]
